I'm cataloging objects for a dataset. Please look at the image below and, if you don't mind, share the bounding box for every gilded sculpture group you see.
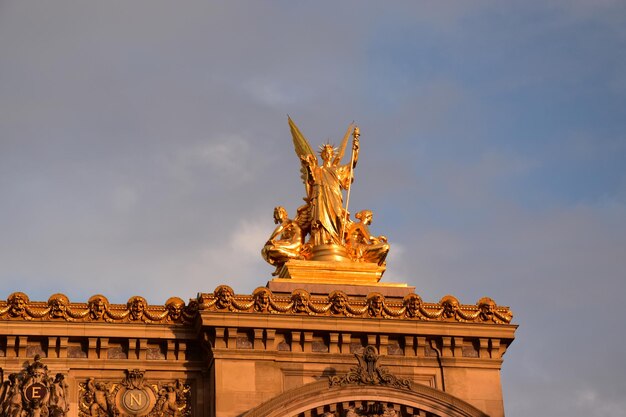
[262,118,389,273]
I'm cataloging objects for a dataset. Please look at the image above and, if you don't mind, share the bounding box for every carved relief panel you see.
[0,355,69,417]
[78,370,190,417]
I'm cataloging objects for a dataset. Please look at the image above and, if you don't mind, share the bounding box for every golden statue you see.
[299,139,359,248]
[262,117,390,271]
[262,206,306,274]
[347,210,389,266]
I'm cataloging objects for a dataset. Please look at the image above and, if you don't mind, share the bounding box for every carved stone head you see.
[477,297,496,321]
[165,297,185,321]
[253,287,271,312]
[127,296,147,320]
[7,292,29,317]
[88,294,109,320]
[440,295,460,319]
[48,293,69,318]
[367,292,384,317]
[291,289,310,313]
[28,355,48,383]
[403,293,422,318]
[214,285,234,309]
[329,290,348,314]
[363,345,378,363]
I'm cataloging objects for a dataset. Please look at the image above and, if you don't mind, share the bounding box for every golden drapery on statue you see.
[301,140,357,247]
[262,117,390,274]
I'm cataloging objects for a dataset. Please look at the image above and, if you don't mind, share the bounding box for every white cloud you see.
[575,388,626,417]
[176,215,274,294]
[184,136,251,176]
[243,78,302,107]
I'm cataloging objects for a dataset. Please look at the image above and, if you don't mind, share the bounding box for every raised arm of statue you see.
[350,133,360,168]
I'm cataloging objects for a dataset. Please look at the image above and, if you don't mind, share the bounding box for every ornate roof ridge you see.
[0,287,512,325]
[0,292,196,324]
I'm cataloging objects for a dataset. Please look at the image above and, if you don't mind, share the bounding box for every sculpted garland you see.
[196,286,513,324]
[0,292,197,324]
[0,289,512,324]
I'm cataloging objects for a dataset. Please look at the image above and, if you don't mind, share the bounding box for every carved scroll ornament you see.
[329,346,411,391]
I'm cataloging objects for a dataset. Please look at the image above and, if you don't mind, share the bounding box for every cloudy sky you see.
[1,1,625,416]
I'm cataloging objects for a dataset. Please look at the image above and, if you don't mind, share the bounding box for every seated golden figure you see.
[347,210,389,266]
[262,206,304,274]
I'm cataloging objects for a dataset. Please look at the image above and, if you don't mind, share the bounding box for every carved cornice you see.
[0,288,512,325]
[0,293,197,325]
[197,286,513,324]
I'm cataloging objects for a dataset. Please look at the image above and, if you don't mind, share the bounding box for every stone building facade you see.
[0,279,516,417]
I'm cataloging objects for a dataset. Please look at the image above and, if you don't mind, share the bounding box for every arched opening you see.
[241,380,488,417]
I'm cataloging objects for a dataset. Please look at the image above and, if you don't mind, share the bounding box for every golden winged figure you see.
[262,117,389,268]
[289,116,359,251]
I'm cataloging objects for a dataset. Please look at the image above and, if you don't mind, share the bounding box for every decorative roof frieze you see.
[197,286,513,324]
[0,292,197,325]
[0,287,512,325]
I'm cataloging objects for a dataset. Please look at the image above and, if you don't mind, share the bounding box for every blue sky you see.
[1,1,625,416]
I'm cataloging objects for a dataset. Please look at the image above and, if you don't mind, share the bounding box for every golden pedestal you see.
[275,259,386,284]
[309,244,351,262]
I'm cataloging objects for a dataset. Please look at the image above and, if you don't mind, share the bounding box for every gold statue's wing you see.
[288,116,317,190]
[288,116,315,159]
[334,122,355,165]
